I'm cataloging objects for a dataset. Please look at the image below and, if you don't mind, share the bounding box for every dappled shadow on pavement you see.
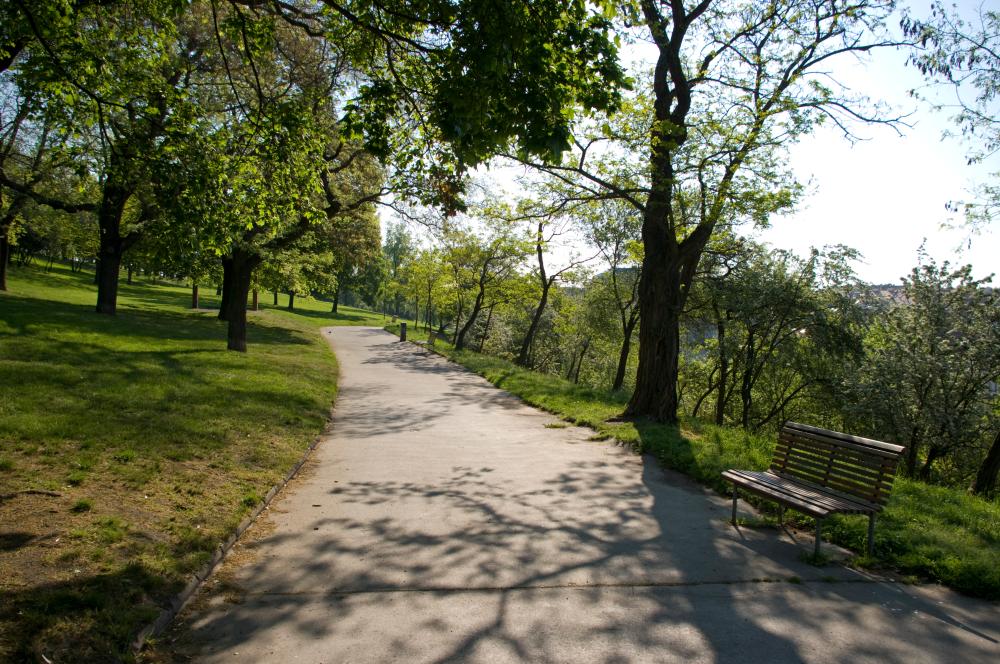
[173,457,999,663]
[170,329,1000,663]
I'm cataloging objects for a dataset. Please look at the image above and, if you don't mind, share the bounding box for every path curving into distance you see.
[172,327,1000,663]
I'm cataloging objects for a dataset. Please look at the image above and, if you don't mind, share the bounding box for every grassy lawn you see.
[393,326,1000,600]
[0,263,392,662]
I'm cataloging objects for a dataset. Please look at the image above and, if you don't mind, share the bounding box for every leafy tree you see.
[441,216,531,350]
[581,197,643,391]
[686,244,867,431]
[848,259,1000,487]
[516,0,900,423]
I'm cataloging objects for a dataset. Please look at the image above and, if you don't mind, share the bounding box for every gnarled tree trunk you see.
[972,430,1000,497]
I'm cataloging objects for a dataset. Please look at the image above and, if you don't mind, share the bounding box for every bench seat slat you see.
[722,470,877,516]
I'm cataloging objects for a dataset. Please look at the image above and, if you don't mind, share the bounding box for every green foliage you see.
[845,257,1000,484]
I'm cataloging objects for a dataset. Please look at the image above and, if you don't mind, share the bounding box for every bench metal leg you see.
[731,490,738,526]
[867,513,876,557]
[814,518,823,557]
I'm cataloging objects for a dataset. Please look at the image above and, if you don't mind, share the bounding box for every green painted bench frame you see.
[722,422,905,556]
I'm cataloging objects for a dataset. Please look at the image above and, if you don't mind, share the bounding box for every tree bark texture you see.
[222,249,260,352]
[972,430,1000,497]
[191,284,199,309]
[94,174,135,315]
[218,260,233,321]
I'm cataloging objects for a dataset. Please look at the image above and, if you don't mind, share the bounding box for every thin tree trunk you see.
[740,336,756,429]
[191,284,199,309]
[918,446,942,481]
[273,289,278,306]
[972,430,1000,497]
[216,284,222,295]
[251,289,258,311]
[456,287,485,351]
[612,315,638,391]
[287,291,295,311]
[518,281,551,367]
[332,284,340,313]
[574,338,590,384]
[715,315,728,425]
[127,266,133,284]
[478,305,495,353]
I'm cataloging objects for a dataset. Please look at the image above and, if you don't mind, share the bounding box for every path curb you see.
[131,330,341,655]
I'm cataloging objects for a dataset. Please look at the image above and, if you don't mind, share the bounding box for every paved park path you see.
[173,327,1000,663]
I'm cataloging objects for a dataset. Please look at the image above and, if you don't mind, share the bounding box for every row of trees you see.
[3,1,997,491]
[1,0,626,349]
[379,209,999,496]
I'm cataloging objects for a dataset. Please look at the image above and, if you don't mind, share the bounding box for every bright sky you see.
[754,1,999,285]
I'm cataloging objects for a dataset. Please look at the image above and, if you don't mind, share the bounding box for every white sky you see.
[754,3,999,285]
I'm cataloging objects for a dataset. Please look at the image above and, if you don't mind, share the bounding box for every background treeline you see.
[375,209,1000,499]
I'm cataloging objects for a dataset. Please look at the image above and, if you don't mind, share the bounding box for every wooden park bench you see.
[425,330,451,348]
[722,421,904,556]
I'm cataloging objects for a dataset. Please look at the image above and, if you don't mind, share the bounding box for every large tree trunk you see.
[972,430,1000,497]
[624,247,688,422]
[218,260,234,321]
[0,230,9,292]
[222,249,260,352]
[94,180,132,314]
[612,315,638,392]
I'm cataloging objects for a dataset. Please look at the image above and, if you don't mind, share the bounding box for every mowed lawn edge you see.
[386,323,1000,601]
[0,264,389,663]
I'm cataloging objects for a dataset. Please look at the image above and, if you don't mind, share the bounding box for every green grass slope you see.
[0,263,388,662]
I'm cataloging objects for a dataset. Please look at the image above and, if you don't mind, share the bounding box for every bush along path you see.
[387,323,1000,600]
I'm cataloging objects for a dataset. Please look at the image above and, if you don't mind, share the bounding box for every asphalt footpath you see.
[169,326,1000,663]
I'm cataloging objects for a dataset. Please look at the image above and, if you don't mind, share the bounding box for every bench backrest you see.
[771,422,905,508]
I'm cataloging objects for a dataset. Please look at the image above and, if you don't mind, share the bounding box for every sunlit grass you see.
[0,262,389,661]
